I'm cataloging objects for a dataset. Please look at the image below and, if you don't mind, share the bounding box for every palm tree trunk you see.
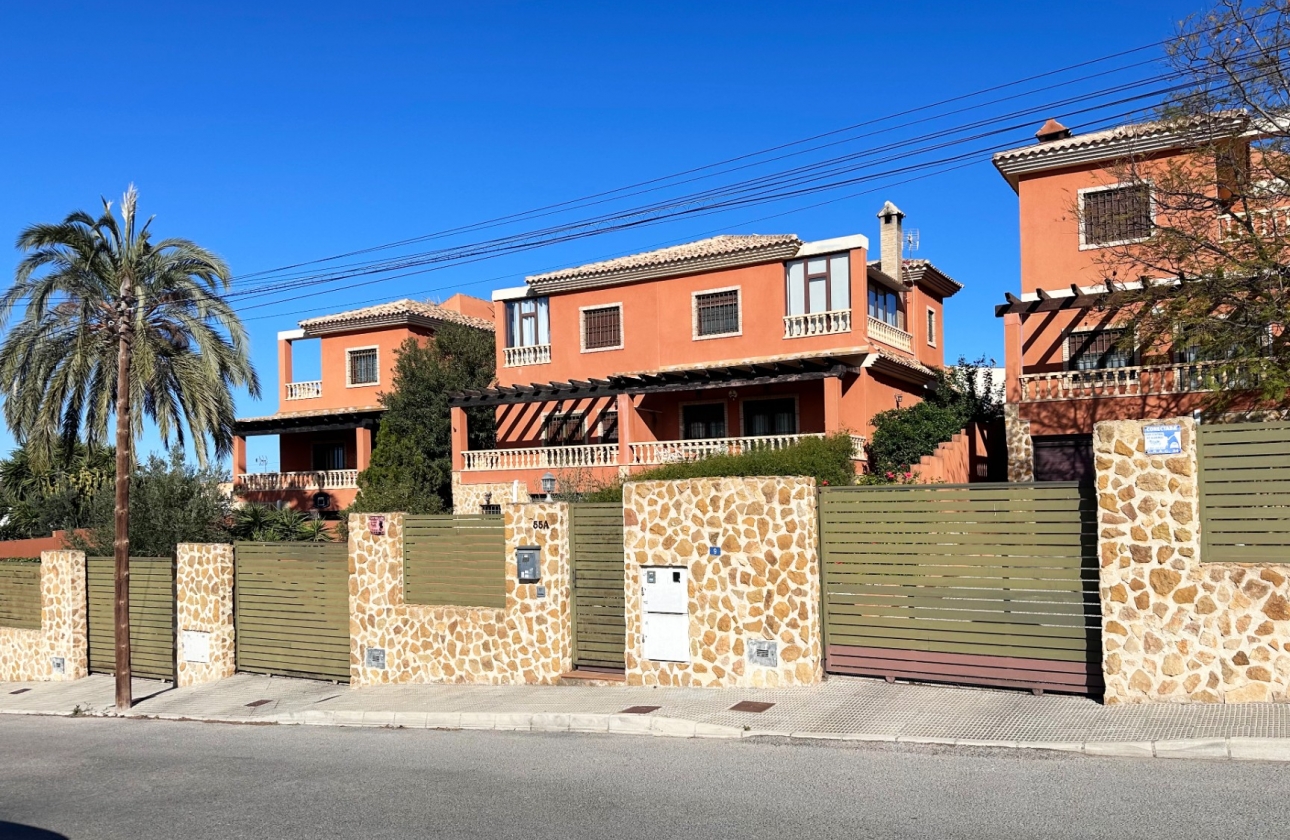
[113,319,133,711]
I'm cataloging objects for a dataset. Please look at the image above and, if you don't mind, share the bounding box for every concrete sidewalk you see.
[4,673,1290,762]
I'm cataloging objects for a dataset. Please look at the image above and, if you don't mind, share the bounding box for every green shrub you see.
[567,433,857,503]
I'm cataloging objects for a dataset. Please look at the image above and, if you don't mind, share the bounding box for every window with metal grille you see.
[1082,185,1152,246]
[347,348,379,386]
[1067,329,1134,370]
[926,308,937,346]
[695,289,740,337]
[543,411,586,446]
[599,409,619,443]
[582,305,622,350]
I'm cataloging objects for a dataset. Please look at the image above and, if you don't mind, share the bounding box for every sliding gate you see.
[234,542,350,682]
[820,482,1101,694]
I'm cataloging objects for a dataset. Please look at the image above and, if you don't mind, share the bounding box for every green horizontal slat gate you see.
[820,482,1101,695]
[87,556,176,681]
[234,542,350,682]
[404,515,505,608]
[570,504,625,671]
[0,560,41,630]
[1199,421,1290,564]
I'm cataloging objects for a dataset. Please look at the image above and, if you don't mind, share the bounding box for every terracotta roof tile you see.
[299,299,494,333]
[526,234,802,286]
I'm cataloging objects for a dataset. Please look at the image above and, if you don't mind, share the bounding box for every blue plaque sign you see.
[1144,424,1183,456]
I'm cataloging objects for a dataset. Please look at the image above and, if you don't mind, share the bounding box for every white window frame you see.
[345,345,380,388]
[691,285,743,340]
[1078,181,1155,250]
[926,307,937,347]
[738,393,800,437]
[579,302,624,353]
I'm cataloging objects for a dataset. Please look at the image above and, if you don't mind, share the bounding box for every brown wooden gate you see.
[87,556,177,682]
[234,542,350,682]
[1199,420,1290,563]
[569,504,625,672]
[820,482,1100,694]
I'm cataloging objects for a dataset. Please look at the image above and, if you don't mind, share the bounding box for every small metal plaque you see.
[536,585,547,599]
[50,657,65,676]
[181,630,211,664]
[747,639,778,668]
[708,546,721,556]
[1144,424,1183,455]
[365,647,387,669]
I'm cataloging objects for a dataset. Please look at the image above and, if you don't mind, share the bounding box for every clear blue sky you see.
[0,0,1202,470]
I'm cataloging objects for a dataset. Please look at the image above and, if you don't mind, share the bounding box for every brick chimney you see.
[877,200,905,282]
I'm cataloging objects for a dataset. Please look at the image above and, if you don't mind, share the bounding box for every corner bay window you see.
[505,298,550,347]
[867,284,904,329]
[785,254,850,315]
[694,289,740,337]
[1081,184,1152,247]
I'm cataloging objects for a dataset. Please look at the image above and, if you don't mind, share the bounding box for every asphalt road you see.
[1,716,1288,840]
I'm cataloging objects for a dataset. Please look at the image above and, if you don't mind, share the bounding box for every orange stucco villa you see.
[993,115,1275,481]
[447,202,961,512]
[232,294,494,512]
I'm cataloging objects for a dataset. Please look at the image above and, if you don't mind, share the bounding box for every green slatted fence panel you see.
[820,482,1101,694]
[234,542,350,682]
[404,515,505,608]
[87,556,176,681]
[570,503,625,670]
[0,560,41,630]
[1199,421,1290,564]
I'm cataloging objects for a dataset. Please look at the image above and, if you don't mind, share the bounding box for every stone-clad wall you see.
[1097,418,1290,704]
[451,475,531,515]
[349,506,571,686]
[176,543,236,688]
[0,551,87,682]
[1004,404,1034,483]
[622,477,822,688]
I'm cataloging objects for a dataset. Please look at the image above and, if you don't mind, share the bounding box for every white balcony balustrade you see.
[460,433,866,473]
[285,381,322,400]
[783,309,852,338]
[866,317,913,352]
[461,444,619,472]
[237,470,359,491]
[1018,361,1263,402]
[503,344,552,368]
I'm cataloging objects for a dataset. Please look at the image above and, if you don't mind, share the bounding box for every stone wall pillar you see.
[623,477,822,688]
[1096,417,1290,704]
[349,505,570,687]
[1004,403,1033,482]
[176,543,235,687]
[0,550,87,682]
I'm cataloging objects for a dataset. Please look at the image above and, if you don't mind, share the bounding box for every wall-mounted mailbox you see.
[642,566,689,662]
[516,547,541,583]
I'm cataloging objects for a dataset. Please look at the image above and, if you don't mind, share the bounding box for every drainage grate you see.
[729,701,775,713]
[619,705,661,715]
[9,688,31,695]
[245,699,273,708]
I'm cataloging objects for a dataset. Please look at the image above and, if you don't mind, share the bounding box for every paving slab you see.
[5,672,1290,761]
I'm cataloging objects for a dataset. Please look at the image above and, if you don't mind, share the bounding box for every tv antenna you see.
[904,229,920,258]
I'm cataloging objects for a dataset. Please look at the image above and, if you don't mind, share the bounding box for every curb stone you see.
[7,706,1290,762]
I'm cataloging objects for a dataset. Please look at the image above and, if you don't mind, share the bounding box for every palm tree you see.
[0,186,259,709]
